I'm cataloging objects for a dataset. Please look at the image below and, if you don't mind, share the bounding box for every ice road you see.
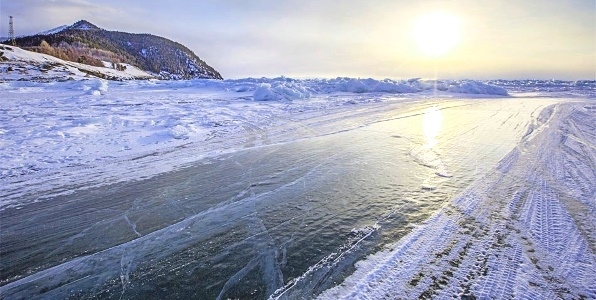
[0,79,594,299]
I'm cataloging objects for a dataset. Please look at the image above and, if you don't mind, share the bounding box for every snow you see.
[253,82,311,101]
[448,80,508,96]
[0,44,153,81]
[1,45,595,299]
[249,77,510,101]
[23,21,97,37]
[489,79,596,98]
[75,24,94,30]
[35,25,70,35]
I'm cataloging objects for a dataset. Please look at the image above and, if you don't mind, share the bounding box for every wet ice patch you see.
[410,148,452,177]
[270,224,381,299]
[410,147,443,169]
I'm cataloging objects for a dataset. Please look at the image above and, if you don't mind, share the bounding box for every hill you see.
[3,20,222,80]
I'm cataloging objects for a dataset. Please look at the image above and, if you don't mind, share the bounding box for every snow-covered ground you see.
[1,50,594,298]
[0,44,153,81]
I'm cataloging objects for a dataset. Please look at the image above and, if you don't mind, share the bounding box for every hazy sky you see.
[1,0,594,79]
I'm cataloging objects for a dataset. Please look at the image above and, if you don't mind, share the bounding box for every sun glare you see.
[413,12,461,57]
[423,107,443,148]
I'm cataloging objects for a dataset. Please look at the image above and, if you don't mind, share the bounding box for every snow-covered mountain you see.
[1,20,222,80]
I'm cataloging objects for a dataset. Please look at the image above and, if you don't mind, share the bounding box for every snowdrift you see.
[249,77,509,101]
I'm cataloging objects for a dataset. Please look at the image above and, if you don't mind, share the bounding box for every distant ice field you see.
[1,77,593,203]
[0,77,518,207]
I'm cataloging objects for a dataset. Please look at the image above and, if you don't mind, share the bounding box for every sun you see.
[413,12,461,57]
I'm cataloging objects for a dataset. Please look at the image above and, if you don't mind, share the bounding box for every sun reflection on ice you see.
[422,107,443,149]
[410,106,451,190]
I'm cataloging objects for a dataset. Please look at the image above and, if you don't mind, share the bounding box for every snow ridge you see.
[250,77,509,101]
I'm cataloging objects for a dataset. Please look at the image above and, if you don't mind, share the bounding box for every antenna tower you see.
[9,16,16,45]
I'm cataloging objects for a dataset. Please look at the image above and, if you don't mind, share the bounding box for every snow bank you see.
[488,79,596,98]
[247,77,509,101]
[84,78,108,95]
[333,78,419,93]
[169,125,191,139]
[253,81,311,101]
[447,81,509,96]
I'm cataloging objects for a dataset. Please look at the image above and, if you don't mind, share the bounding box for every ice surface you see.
[3,95,563,299]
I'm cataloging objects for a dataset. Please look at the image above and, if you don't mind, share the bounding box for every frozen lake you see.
[1,79,594,299]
